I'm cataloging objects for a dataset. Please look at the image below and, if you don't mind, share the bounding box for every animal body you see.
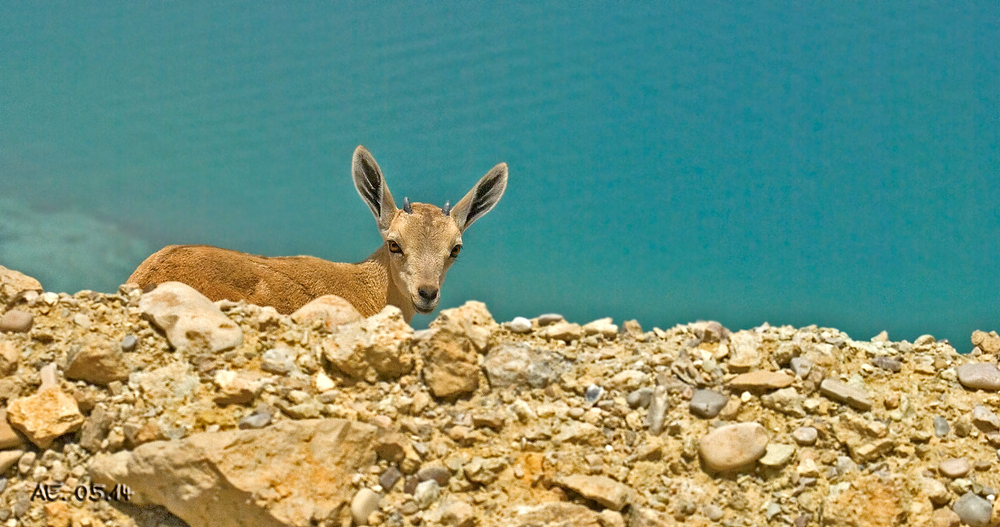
[127,146,508,322]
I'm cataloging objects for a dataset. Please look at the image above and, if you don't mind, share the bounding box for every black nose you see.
[418,287,439,302]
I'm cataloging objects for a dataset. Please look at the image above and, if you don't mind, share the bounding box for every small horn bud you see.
[442,201,451,215]
[403,197,412,214]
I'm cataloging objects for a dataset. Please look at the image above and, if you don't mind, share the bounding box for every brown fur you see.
[127,146,508,323]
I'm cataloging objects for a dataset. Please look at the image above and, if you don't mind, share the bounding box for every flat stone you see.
[379,466,402,491]
[689,389,728,419]
[956,363,1000,391]
[0,310,33,333]
[237,411,272,430]
[698,422,769,472]
[952,492,992,527]
[512,502,601,527]
[537,313,564,326]
[871,356,902,372]
[758,443,796,467]
[6,385,85,449]
[939,457,971,478]
[89,419,381,527]
[554,474,634,511]
[290,294,363,331]
[64,335,131,386]
[728,370,794,391]
[417,464,451,486]
[138,281,243,353]
[819,378,873,411]
[350,488,381,526]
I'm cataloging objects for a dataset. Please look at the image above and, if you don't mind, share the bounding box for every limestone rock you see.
[582,317,619,338]
[728,370,794,391]
[321,305,414,382]
[758,443,796,468]
[0,309,33,333]
[726,330,761,371]
[64,335,131,385]
[511,502,602,527]
[7,385,85,448]
[418,327,480,399]
[689,389,728,419]
[538,321,583,342]
[0,408,26,449]
[138,281,243,353]
[430,300,497,352]
[0,339,19,376]
[823,474,910,527]
[971,404,1000,432]
[89,419,381,527]
[290,294,362,331]
[554,474,634,511]
[698,422,768,472]
[956,363,1000,391]
[0,448,23,474]
[819,378,873,411]
[0,264,42,304]
[971,330,1000,355]
[484,343,563,390]
[351,488,381,526]
[213,370,264,405]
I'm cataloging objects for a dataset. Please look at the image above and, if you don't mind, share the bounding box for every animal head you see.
[352,145,507,316]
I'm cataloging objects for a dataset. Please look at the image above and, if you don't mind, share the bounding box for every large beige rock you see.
[698,422,768,472]
[0,264,42,304]
[418,327,480,399]
[138,281,243,353]
[823,473,913,527]
[321,306,414,382]
[7,386,85,449]
[430,300,497,352]
[726,331,762,372]
[510,502,602,527]
[64,335,131,385]
[290,294,363,331]
[89,419,382,527]
[554,474,634,511]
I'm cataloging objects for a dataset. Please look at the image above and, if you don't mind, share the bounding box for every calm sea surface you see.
[1,3,997,347]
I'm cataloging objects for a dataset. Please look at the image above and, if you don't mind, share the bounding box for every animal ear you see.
[451,162,508,232]
[352,146,397,232]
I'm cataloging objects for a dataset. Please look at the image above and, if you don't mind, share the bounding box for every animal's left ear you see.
[450,162,508,232]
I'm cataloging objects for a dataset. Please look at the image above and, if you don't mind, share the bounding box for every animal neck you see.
[363,244,415,322]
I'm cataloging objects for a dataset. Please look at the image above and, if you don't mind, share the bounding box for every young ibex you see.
[127,146,508,322]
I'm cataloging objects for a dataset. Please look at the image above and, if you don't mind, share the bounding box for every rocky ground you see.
[0,264,999,527]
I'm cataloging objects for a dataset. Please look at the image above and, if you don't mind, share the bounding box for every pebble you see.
[790,356,813,378]
[417,464,451,486]
[871,356,902,372]
[689,389,728,419]
[120,334,138,352]
[971,405,1000,432]
[509,317,532,333]
[934,416,950,437]
[939,457,972,478]
[584,384,604,405]
[380,467,402,491]
[792,426,818,446]
[0,309,33,333]
[237,410,272,430]
[351,488,381,526]
[819,378,873,411]
[627,388,653,409]
[727,370,794,391]
[758,443,796,468]
[18,451,36,474]
[952,492,992,527]
[698,422,769,472]
[956,363,1000,391]
[537,313,564,326]
[0,450,23,474]
[554,474,634,511]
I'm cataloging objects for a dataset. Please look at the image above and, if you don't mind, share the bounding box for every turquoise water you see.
[1,3,997,348]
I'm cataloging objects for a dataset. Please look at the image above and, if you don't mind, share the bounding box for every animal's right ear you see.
[352,146,397,232]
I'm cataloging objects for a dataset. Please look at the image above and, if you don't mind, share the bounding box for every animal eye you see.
[450,245,462,258]
[388,240,403,254]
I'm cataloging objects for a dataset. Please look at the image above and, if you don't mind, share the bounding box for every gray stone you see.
[537,313,564,326]
[79,404,112,452]
[952,492,993,527]
[138,282,243,353]
[790,356,813,378]
[413,480,441,509]
[484,343,562,390]
[698,422,769,472]
[819,378,873,411]
[0,310,33,333]
[627,388,653,409]
[120,334,138,352]
[970,406,1000,434]
[689,389,728,419]
[792,426,818,446]
[261,347,299,375]
[871,356,901,372]
[645,386,669,434]
[417,464,451,486]
[379,466,402,491]
[351,488,381,526]
[956,363,1000,391]
[934,416,950,437]
[554,474,634,511]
